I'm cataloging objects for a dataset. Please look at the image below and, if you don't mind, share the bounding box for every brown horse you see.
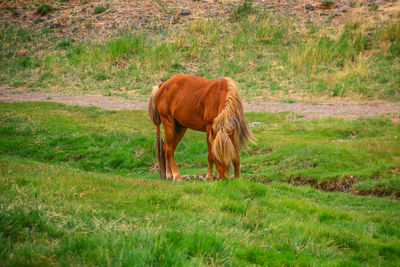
[148,74,254,181]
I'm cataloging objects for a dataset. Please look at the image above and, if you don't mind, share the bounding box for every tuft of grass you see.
[281,98,297,103]
[94,6,107,14]
[288,21,368,72]
[106,33,145,60]
[58,40,72,49]
[93,72,108,81]
[322,0,334,6]
[369,3,379,11]
[231,0,254,20]
[37,4,52,15]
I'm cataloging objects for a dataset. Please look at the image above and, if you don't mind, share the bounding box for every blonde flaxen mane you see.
[211,77,254,165]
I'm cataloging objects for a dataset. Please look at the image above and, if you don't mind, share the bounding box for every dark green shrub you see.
[58,40,72,49]
[17,57,33,68]
[37,4,52,15]
[94,72,108,81]
[369,3,379,11]
[94,6,106,14]
[322,0,334,7]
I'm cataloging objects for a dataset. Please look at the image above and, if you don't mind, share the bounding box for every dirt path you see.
[1,89,399,120]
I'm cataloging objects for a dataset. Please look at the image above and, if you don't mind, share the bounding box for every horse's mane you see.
[211,77,254,165]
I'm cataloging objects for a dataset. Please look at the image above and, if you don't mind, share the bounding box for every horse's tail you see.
[149,86,161,126]
[149,85,166,180]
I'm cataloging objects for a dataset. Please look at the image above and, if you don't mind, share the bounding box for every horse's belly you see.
[174,114,208,132]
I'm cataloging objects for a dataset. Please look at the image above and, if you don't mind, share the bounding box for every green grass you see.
[1,102,399,195]
[231,0,254,20]
[322,0,334,6]
[369,3,379,11]
[1,155,400,265]
[1,102,400,265]
[37,4,52,15]
[94,6,107,15]
[0,7,399,101]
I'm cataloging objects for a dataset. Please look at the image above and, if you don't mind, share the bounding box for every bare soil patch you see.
[353,186,400,200]
[1,88,399,121]
[289,175,400,200]
[244,101,400,121]
[288,175,356,193]
[2,0,398,40]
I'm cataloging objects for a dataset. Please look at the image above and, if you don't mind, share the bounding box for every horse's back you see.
[155,75,228,131]
[160,74,223,93]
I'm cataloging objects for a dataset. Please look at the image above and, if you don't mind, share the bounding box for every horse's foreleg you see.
[233,154,241,178]
[206,151,214,181]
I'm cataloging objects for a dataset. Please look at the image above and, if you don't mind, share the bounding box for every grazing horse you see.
[148,74,254,181]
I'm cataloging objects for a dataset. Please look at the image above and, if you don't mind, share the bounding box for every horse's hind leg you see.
[163,120,187,181]
[163,142,173,180]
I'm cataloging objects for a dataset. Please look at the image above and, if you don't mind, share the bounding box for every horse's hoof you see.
[205,175,213,181]
[173,176,183,181]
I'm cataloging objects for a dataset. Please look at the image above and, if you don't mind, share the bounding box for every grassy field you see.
[1,1,400,265]
[1,102,400,266]
[1,102,399,195]
[1,2,400,101]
